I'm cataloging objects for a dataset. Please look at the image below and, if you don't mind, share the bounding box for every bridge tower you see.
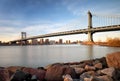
[88,11,93,42]
[21,32,26,39]
[21,32,27,45]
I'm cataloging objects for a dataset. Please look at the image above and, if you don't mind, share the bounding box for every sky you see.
[0,0,120,42]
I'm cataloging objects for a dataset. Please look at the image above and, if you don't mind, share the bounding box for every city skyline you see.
[0,38,82,45]
[0,0,120,42]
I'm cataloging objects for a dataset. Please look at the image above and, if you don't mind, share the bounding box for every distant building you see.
[40,39,44,45]
[31,39,38,45]
[45,39,49,45]
[55,41,59,44]
[0,41,1,45]
[68,40,71,44]
[66,40,71,44]
[49,40,55,45]
[59,39,63,44]
[26,40,30,45]
[77,40,81,44]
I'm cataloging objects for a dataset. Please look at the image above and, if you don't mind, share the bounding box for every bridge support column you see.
[88,11,93,42]
[88,32,93,42]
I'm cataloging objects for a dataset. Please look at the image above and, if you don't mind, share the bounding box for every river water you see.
[0,44,120,67]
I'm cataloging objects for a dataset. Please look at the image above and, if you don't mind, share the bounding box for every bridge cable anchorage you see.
[92,13,120,27]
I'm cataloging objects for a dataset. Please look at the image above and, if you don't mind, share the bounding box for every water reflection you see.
[19,46,29,66]
[87,45,93,59]
[0,45,120,67]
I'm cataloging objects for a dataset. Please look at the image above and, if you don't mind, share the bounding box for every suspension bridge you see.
[9,11,120,45]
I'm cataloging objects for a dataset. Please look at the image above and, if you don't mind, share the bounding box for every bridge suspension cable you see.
[92,13,120,27]
[54,18,83,31]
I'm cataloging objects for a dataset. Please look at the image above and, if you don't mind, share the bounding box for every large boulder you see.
[7,66,24,77]
[0,69,10,81]
[64,66,76,78]
[70,63,86,68]
[7,66,24,73]
[112,68,120,81]
[97,75,113,81]
[84,77,103,81]
[22,67,46,81]
[98,57,108,68]
[45,63,76,81]
[0,67,5,69]
[100,67,115,77]
[36,69,46,81]
[80,71,97,80]
[94,63,103,69]
[74,67,85,74]
[10,70,26,81]
[45,63,65,81]
[84,65,96,71]
[83,75,113,81]
[63,74,73,81]
[80,60,94,66]
[106,52,120,68]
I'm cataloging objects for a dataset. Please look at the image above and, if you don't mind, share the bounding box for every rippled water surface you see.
[0,45,120,67]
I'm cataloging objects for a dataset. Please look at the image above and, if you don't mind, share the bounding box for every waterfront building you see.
[49,40,56,45]
[40,39,44,45]
[45,39,49,45]
[59,39,63,44]
[66,40,71,44]
[32,39,38,45]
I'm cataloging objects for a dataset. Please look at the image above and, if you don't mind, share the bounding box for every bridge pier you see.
[88,11,93,42]
[88,32,93,42]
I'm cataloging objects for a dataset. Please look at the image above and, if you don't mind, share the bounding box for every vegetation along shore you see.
[82,38,120,47]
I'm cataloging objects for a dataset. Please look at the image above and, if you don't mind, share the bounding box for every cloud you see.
[62,0,120,16]
[22,22,73,36]
[0,27,14,33]
[0,17,84,42]
[20,17,85,36]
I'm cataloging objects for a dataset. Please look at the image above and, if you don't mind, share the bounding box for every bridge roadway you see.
[10,24,120,42]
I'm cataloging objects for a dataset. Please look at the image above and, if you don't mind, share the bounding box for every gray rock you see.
[11,70,25,81]
[0,69,10,81]
[74,67,85,74]
[101,67,115,77]
[85,65,96,71]
[94,63,103,69]
[97,75,113,81]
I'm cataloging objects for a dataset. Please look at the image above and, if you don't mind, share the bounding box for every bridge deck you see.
[10,25,120,42]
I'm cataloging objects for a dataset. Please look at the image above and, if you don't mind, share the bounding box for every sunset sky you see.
[0,0,120,42]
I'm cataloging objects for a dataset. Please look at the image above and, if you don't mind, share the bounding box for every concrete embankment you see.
[0,51,120,81]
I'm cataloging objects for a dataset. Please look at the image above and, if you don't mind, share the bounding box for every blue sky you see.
[0,0,120,42]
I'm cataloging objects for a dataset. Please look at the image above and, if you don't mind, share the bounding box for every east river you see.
[0,44,120,67]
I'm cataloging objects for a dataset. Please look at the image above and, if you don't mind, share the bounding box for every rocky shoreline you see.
[0,52,120,81]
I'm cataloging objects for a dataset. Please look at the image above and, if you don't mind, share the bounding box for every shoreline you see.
[1,51,120,81]
[81,41,120,47]
[1,41,120,47]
